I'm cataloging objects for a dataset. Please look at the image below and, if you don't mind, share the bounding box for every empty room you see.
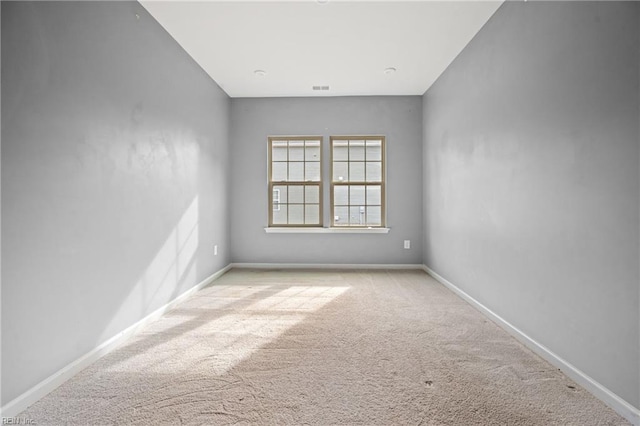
[1,0,638,425]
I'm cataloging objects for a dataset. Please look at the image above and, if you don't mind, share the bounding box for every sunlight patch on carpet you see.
[104,285,350,376]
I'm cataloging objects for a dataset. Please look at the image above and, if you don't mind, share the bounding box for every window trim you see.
[268,136,323,227]
[330,136,386,228]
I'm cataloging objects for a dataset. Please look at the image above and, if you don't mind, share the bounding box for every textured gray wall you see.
[1,2,230,405]
[230,97,423,264]
[423,1,639,408]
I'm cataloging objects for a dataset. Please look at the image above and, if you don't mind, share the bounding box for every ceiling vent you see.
[312,85,330,91]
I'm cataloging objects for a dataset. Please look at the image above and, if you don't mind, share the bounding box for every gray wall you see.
[230,97,423,264]
[1,1,230,405]
[423,1,639,408]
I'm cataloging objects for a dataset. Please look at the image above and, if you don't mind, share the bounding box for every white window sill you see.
[264,227,390,234]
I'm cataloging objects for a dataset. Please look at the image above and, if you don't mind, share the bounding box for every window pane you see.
[334,186,349,205]
[350,185,365,205]
[333,162,348,182]
[274,185,288,204]
[333,141,348,161]
[289,185,304,204]
[289,141,304,161]
[305,185,319,204]
[272,162,287,181]
[349,141,365,161]
[273,205,288,224]
[334,206,349,226]
[305,204,320,224]
[366,162,382,182]
[272,142,288,161]
[305,141,320,161]
[366,140,382,161]
[289,204,304,225]
[350,206,365,226]
[366,206,382,226]
[366,185,381,205]
[305,161,321,181]
[289,162,304,181]
[350,162,365,181]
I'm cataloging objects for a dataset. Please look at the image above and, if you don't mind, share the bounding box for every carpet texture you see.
[20,269,629,425]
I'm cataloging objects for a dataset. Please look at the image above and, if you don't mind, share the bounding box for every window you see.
[331,136,385,227]
[267,135,386,230]
[268,137,322,226]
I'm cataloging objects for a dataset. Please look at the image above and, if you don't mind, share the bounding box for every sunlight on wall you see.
[99,197,199,342]
[137,196,200,311]
[106,284,349,375]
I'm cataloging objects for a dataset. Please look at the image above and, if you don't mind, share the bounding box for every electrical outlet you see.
[404,240,411,249]
[214,245,218,256]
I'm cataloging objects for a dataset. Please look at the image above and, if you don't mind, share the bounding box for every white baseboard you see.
[422,264,640,426]
[0,264,233,418]
[230,262,425,270]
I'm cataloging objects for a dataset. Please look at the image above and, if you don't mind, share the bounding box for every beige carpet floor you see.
[20,269,629,425]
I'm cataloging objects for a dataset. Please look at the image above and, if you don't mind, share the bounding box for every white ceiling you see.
[140,1,502,98]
